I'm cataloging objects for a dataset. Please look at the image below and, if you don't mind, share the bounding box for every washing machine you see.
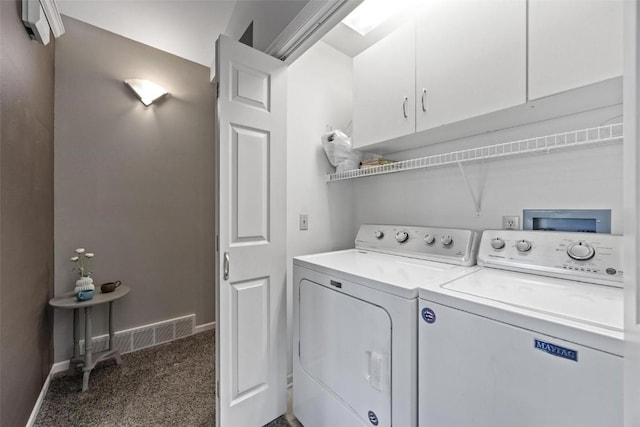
[418,230,623,427]
[292,224,480,427]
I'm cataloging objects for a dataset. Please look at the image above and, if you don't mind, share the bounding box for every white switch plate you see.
[502,215,520,230]
[299,214,309,230]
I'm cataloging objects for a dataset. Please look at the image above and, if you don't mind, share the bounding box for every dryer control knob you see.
[490,238,506,249]
[395,231,409,243]
[424,234,435,245]
[441,235,453,246]
[516,239,532,252]
[567,242,595,261]
[374,231,384,239]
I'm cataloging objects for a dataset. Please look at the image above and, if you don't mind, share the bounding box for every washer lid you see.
[294,249,476,299]
[441,268,622,331]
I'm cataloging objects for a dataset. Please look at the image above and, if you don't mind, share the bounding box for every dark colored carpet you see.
[34,330,296,426]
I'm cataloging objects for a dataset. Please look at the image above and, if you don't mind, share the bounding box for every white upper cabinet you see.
[528,0,623,100]
[353,22,416,149]
[349,0,622,154]
[416,0,526,132]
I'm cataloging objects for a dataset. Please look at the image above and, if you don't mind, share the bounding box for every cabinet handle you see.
[224,251,230,280]
[402,96,408,118]
[421,89,427,112]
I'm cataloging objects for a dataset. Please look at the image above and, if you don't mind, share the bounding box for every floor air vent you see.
[132,328,154,351]
[79,314,196,355]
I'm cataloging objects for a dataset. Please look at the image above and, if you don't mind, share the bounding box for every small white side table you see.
[49,285,130,391]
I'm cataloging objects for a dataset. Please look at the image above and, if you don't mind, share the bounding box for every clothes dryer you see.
[293,224,479,427]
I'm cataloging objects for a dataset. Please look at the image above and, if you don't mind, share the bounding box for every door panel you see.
[231,277,269,399]
[216,34,287,427]
[232,63,271,111]
[231,125,270,243]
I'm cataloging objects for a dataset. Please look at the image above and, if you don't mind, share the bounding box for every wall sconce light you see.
[124,79,168,106]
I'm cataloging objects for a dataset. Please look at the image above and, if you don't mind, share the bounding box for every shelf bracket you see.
[457,161,485,216]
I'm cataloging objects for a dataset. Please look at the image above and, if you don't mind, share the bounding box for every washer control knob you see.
[374,231,384,239]
[490,238,506,250]
[395,231,409,243]
[567,242,595,261]
[424,234,435,245]
[441,235,453,246]
[516,240,532,253]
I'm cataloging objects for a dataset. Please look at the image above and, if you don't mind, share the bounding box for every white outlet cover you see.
[502,215,520,230]
[299,214,309,230]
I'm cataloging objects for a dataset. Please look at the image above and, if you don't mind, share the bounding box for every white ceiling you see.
[57,0,237,67]
[56,0,405,67]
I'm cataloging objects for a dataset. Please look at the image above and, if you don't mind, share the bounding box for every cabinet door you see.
[353,22,415,149]
[415,0,526,132]
[529,0,623,100]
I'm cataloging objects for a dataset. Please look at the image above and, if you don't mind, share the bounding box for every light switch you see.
[299,214,308,230]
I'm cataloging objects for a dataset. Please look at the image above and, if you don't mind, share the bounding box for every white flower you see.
[85,253,94,258]
[75,248,85,254]
[70,256,79,262]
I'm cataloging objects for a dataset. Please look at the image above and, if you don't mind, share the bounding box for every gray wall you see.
[54,17,215,362]
[0,1,55,425]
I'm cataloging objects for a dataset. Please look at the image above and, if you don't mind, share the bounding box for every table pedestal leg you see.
[71,308,80,372]
[82,306,93,392]
[108,301,122,364]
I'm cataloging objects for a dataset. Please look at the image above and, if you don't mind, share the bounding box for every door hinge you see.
[216,82,219,98]
[216,234,219,252]
[298,341,301,357]
[216,380,219,396]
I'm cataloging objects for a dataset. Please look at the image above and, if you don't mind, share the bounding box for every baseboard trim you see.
[51,360,71,376]
[194,321,215,334]
[30,317,214,425]
[26,366,54,427]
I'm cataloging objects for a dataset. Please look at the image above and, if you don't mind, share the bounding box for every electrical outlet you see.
[502,215,520,230]
[299,214,309,231]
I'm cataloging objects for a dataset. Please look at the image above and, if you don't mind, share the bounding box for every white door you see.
[352,21,415,149]
[215,34,287,427]
[415,0,525,131]
[528,0,623,100]
[299,280,392,427]
[623,1,640,425]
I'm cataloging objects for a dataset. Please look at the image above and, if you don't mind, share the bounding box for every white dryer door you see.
[299,279,392,427]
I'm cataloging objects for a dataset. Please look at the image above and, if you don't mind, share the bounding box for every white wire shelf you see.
[326,123,624,183]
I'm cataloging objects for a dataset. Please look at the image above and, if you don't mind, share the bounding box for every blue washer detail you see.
[367,410,379,426]
[422,307,436,324]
